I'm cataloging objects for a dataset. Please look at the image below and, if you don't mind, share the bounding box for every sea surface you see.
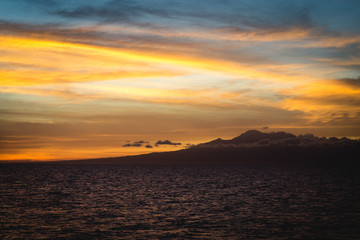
[1,164,359,239]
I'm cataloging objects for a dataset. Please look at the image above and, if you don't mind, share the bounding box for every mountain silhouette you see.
[232,130,296,143]
[202,130,296,145]
[46,130,360,167]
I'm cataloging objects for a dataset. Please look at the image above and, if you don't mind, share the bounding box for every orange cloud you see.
[281,79,360,123]
[0,34,315,87]
[0,84,247,109]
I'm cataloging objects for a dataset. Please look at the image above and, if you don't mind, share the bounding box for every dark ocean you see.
[1,164,359,239]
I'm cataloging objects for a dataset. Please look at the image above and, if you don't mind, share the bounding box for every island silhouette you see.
[45,130,360,167]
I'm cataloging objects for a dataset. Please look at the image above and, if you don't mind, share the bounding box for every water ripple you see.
[1,165,359,239]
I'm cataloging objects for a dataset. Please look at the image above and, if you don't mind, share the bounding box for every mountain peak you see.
[232,130,266,143]
[201,130,297,146]
[203,137,226,145]
[230,130,295,144]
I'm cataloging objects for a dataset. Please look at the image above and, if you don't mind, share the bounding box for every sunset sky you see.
[1,0,360,161]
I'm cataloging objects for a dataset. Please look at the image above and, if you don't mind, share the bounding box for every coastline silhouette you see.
[45,130,360,167]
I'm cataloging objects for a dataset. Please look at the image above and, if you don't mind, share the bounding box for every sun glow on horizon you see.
[1,0,359,161]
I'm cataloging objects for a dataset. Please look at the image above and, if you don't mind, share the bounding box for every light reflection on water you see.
[1,165,359,239]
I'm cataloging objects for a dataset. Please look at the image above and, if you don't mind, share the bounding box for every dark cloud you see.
[0,0,355,41]
[4,0,360,42]
[155,140,182,146]
[338,76,360,88]
[0,21,104,44]
[53,0,315,33]
[327,43,360,64]
[122,140,149,147]
[145,144,153,148]
[220,4,312,31]
[55,0,168,22]
[122,143,142,147]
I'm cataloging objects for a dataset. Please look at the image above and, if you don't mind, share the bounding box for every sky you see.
[1,0,360,161]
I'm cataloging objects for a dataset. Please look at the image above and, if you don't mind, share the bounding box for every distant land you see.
[31,130,359,167]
